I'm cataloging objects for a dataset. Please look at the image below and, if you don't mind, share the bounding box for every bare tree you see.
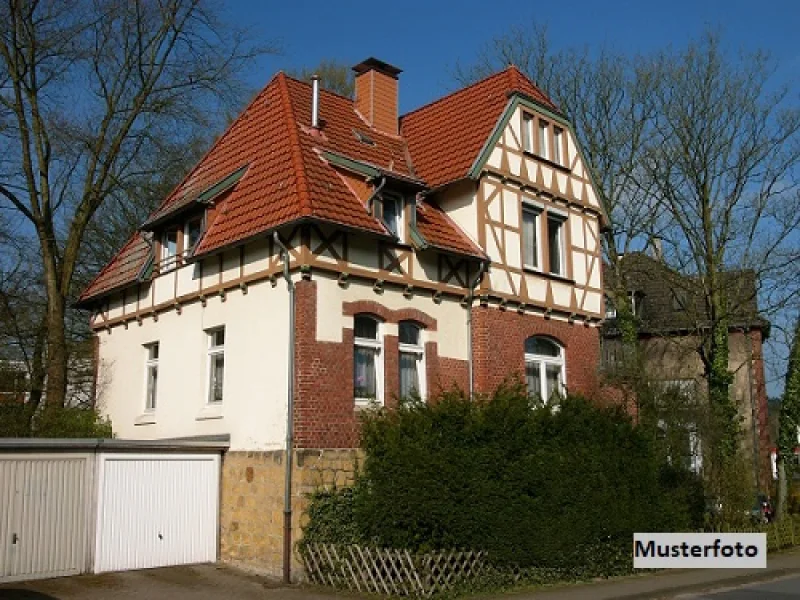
[289,59,354,97]
[643,33,800,483]
[0,0,276,408]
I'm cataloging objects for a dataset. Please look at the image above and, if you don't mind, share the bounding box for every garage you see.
[0,437,226,583]
[95,453,220,572]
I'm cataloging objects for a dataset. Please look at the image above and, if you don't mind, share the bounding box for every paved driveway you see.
[677,573,800,598]
[0,564,355,600]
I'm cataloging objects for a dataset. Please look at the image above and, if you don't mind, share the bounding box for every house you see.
[601,252,771,490]
[77,58,606,577]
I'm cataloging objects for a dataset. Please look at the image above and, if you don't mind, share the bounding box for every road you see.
[677,573,800,598]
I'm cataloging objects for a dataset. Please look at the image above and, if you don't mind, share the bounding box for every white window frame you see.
[553,126,563,165]
[546,213,566,276]
[604,295,617,319]
[521,203,542,270]
[144,342,159,412]
[538,120,549,161]
[398,321,426,401]
[354,315,384,406]
[161,228,179,269]
[206,327,225,404]
[524,337,566,403]
[521,112,534,153]
[381,192,405,243]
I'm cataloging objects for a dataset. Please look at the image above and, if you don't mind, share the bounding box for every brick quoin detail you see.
[294,281,464,449]
[471,305,600,397]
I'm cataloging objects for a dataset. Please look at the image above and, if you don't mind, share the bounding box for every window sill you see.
[522,266,575,285]
[134,412,157,426]
[196,404,224,421]
[522,151,571,173]
[354,399,383,412]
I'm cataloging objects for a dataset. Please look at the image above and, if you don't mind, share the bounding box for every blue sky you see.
[223,0,799,113]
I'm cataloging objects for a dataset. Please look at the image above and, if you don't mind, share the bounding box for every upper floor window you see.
[144,342,159,411]
[354,315,383,405]
[381,192,404,241]
[522,113,534,153]
[547,213,566,276]
[538,120,549,160]
[399,321,425,400]
[522,204,541,269]
[604,295,617,319]
[525,336,565,403]
[185,217,202,255]
[553,127,563,165]
[207,327,225,404]
[161,229,178,269]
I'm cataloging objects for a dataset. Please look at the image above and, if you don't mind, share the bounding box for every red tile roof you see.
[401,66,559,188]
[80,234,150,301]
[81,66,554,303]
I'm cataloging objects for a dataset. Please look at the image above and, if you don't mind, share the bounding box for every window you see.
[161,229,178,268]
[525,336,565,403]
[184,217,202,255]
[522,204,541,269]
[521,113,534,153]
[547,214,565,276]
[399,321,425,400]
[630,291,645,318]
[553,127,563,165]
[354,315,383,405]
[538,120,549,160]
[144,343,159,411]
[604,295,617,319]
[207,328,225,403]
[381,192,404,241]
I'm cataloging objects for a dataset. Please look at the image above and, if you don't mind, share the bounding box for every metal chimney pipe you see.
[311,75,320,129]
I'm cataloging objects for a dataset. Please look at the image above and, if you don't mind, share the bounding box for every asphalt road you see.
[678,573,800,598]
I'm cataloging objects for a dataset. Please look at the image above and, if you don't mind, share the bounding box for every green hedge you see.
[302,385,704,574]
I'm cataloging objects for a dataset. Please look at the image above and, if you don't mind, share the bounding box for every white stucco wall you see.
[313,274,469,361]
[97,278,290,451]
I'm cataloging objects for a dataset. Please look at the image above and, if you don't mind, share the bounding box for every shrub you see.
[343,384,703,572]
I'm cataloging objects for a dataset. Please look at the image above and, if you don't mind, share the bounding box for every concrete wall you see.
[97,277,290,451]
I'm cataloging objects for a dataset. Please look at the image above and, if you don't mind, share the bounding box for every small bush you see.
[302,384,704,575]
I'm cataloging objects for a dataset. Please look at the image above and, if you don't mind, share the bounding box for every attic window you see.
[353,129,376,146]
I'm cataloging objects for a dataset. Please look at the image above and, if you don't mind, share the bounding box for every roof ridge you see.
[400,68,513,122]
[277,72,313,215]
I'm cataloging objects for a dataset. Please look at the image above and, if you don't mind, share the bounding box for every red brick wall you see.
[471,305,600,397]
[293,281,467,448]
[749,330,772,491]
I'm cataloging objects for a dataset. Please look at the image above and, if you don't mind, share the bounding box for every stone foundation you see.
[219,448,361,579]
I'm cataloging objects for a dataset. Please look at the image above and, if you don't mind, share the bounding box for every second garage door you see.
[94,453,219,573]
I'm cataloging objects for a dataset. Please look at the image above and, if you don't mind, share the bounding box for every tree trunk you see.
[43,292,68,408]
[776,458,788,521]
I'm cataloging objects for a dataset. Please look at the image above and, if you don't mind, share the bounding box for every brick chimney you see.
[353,58,402,136]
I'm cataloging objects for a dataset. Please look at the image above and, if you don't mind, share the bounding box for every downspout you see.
[467,260,489,397]
[274,231,295,584]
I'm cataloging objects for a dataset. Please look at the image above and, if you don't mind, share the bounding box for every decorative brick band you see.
[342,300,438,330]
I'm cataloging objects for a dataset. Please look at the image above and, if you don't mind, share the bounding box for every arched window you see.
[399,321,425,400]
[524,336,565,402]
[354,315,383,405]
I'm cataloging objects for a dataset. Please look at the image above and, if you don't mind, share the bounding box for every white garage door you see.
[0,454,92,583]
[94,453,219,573]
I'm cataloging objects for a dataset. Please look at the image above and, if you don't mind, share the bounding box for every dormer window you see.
[381,192,404,241]
[161,228,178,269]
[184,217,202,255]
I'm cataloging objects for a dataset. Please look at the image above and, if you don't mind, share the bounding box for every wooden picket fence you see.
[300,543,487,597]
[715,515,800,552]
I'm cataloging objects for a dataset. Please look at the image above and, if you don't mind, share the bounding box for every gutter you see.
[466,259,490,397]
[273,231,296,584]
